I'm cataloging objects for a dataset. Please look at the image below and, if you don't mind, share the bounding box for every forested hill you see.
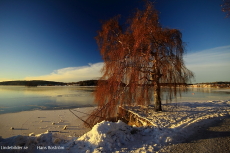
[0,80,193,86]
[0,80,66,86]
[0,80,100,86]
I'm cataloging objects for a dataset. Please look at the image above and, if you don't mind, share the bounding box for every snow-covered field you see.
[0,100,229,153]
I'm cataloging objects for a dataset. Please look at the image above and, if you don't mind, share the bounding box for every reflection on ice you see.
[0,86,229,114]
[0,86,96,114]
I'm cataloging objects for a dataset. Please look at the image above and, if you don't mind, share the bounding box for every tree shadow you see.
[11,128,28,130]
[106,115,230,153]
[181,116,230,143]
[66,126,79,130]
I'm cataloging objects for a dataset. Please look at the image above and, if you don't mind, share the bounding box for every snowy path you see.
[159,116,230,153]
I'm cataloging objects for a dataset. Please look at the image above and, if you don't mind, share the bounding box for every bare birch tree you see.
[86,1,194,127]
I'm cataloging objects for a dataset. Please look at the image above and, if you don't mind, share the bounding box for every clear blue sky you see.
[0,0,229,83]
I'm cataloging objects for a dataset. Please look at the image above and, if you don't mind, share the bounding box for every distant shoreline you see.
[0,80,99,86]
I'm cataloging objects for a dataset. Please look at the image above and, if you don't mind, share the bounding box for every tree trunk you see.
[154,80,162,111]
[153,52,162,112]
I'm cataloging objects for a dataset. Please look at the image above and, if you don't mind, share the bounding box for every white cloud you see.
[24,62,104,82]
[184,45,230,83]
[0,78,13,82]
[3,46,230,83]
[184,45,230,65]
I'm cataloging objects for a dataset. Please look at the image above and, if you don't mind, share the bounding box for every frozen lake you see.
[162,87,230,103]
[0,86,96,114]
[0,86,229,114]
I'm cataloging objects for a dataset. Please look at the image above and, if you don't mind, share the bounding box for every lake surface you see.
[0,86,229,114]
[0,86,96,114]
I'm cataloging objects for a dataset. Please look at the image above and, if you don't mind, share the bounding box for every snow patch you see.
[0,100,229,152]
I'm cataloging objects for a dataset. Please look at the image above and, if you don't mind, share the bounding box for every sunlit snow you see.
[0,100,229,152]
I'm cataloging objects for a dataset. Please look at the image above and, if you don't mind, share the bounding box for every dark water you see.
[0,86,229,114]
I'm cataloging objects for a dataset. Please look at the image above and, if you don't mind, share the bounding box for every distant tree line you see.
[76,80,98,86]
[0,80,66,86]
[194,82,230,88]
[0,80,193,87]
[75,80,190,87]
[196,81,230,85]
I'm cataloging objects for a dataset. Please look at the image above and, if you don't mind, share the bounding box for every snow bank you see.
[74,120,134,152]
[0,121,135,153]
[0,100,229,152]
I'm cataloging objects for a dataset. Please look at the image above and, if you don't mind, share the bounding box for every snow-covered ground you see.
[0,107,95,139]
[0,100,229,153]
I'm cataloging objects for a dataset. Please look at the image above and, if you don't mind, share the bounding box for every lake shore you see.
[0,107,95,139]
[0,100,229,152]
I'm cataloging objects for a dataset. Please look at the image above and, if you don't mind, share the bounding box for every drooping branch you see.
[86,1,194,127]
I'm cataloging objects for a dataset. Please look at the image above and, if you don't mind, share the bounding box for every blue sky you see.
[0,0,229,83]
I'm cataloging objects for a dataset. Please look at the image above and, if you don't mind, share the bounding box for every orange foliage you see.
[222,0,230,17]
[85,1,194,127]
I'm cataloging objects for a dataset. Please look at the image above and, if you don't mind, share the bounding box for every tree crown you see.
[86,1,194,127]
